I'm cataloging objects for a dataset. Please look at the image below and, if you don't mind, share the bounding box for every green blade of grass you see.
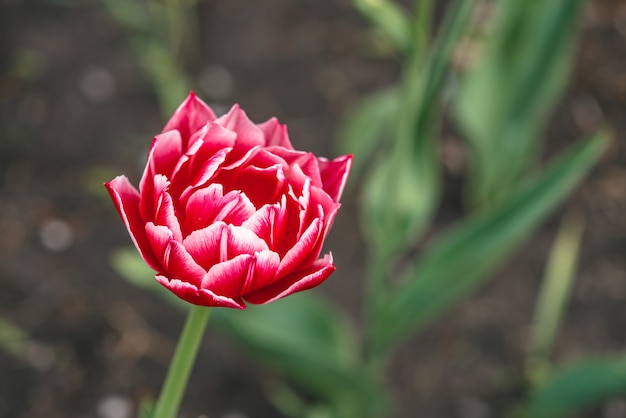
[527,211,585,384]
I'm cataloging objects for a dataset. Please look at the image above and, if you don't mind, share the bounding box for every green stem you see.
[153,305,211,418]
[413,0,433,68]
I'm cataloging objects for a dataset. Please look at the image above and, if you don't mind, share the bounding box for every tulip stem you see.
[153,305,211,418]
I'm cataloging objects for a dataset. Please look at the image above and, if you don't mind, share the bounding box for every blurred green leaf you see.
[111,248,382,416]
[523,357,626,418]
[370,131,607,355]
[336,87,400,181]
[0,317,28,357]
[352,0,411,53]
[215,294,382,417]
[101,0,152,32]
[111,247,187,308]
[137,399,155,418]
[527,211,584,383]
[9,49,47,81]
[361,0,477,257]
[455,0,585,209]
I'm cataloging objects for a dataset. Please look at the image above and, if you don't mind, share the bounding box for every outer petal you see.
[182,222,226,270]
[317,154,352,202]
[275,218,322,278]
[201,254,255,297]
[105,176,161,271]
[140,174,169,224]
[163,240,207,286]
[243,250,281,294]
[156,275,245,309]
[145,222,172,265]
[244,254,335,304]
[162,92,217,149]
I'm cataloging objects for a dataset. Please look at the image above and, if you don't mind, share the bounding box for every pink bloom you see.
[105,92,351,309]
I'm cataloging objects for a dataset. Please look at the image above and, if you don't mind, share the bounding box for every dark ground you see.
[1,0,626,417]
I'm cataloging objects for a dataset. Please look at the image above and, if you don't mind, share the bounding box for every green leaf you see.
[0,317,29,357]
[370,131,607,355]
[524,357,626,418]
[352,0,411,53]
[454,0,586,209]
[111,247,187,309]
[336,87,400,181]
[101,0,153,32]
[527,211,584,382]
[213,293,382,417]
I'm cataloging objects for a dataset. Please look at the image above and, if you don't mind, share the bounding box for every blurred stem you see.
[153,305,211,418]
[165,0,182,56]
[365,250,392,342]
[527,211,585,386]
[164,0,197,58]
[413,0,433,68]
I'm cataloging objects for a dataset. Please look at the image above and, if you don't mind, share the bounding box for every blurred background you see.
[1,0,626,417]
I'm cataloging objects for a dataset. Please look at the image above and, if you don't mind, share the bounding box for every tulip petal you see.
[268,148,323,189]
[162,92,217,149]
[105,176,161,271]
[145,222,172,263]
[156,275,245,309]
[155,190,183,242]
[216,104,265,148]
[201,254,255,297]
[226,224,270,256]
[185,124,237,184]
[182,222,225,270]
[276,218,322,278]
[318,154,352,202]
[146,130,184,181]
[242,249,281,294]
[163,240,207,286]
[244,254,335,304]
[140,174,169,223]
[183,223,268,271]
[241,198,289,250]
[222,164,287,208]
[258,117,293,149]
[184,184,255,233]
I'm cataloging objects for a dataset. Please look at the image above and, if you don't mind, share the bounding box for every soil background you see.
[1,0,626,417]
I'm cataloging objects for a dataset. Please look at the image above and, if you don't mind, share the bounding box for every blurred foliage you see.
[454,0,586,210]
[527,211,585,384]
[522,357,626,418]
